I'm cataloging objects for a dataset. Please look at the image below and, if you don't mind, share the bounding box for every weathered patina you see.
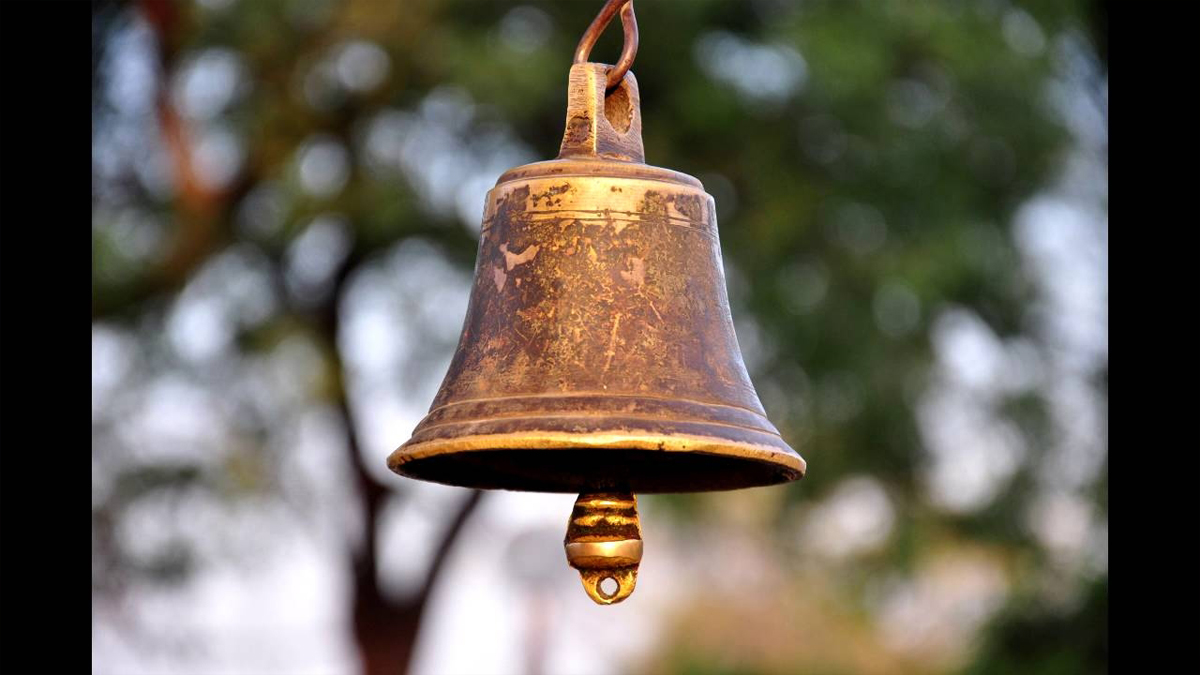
[388,4,804,605]
[388,65,804,494]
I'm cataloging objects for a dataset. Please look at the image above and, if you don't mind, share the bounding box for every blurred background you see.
[91,0,1108,673]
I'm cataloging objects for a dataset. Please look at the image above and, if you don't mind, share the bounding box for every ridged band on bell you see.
[387,63,805,493]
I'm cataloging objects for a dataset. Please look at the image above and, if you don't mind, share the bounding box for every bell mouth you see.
[387,430,804,494]
[389,392,805,493]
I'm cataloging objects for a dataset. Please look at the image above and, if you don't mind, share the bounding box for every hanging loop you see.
[573,0,639,90]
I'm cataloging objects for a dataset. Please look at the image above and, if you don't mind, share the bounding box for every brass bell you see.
[388,0,805,605]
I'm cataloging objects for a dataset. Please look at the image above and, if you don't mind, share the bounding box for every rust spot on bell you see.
[620,257,645,287]
[501,242,540,269]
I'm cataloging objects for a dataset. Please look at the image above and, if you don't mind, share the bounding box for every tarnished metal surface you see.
[388,63,805,494]
[387,23,808,601]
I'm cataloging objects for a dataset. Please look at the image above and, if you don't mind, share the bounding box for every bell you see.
[388,0,805,604]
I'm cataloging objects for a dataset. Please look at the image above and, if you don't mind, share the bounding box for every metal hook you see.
[573,0,639,90]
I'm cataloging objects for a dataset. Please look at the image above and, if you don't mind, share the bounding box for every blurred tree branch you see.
[102,4,487,674]
[320,246,484,675]
[93,0,255,319]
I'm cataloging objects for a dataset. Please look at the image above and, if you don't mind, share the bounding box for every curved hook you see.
[573,0,639,90]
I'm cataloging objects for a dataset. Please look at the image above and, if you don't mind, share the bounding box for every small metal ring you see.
[573,0,639,90]
[596,576,620,600]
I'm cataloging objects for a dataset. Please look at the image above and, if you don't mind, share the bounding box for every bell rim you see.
[387,430,805,494]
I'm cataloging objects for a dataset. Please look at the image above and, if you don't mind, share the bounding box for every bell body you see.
[388,64,805,493]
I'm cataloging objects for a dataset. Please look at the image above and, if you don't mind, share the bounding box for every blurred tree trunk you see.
[348,483,483,675]
[324,255,484,675]
[138,3,486,672]
[348,483,482,675]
